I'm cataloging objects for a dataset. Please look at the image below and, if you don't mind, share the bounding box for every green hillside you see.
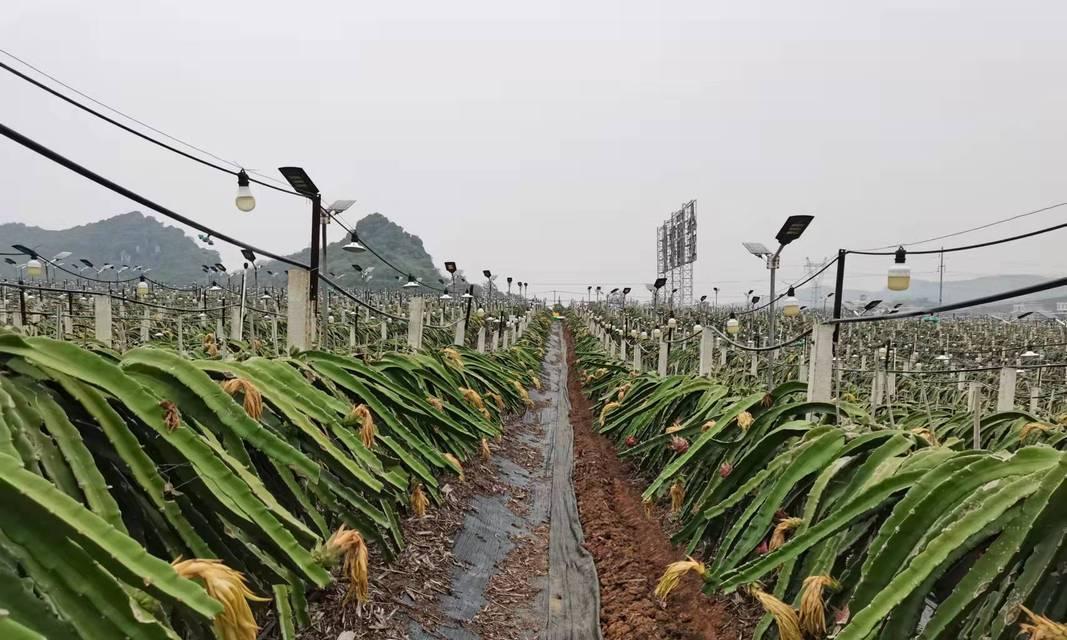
[0,211,221,283]
[259,212,448,290]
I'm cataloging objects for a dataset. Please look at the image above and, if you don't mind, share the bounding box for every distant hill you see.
[258,213,448,290]
[0,212,221,283]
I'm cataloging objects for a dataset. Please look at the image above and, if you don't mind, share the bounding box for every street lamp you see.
[278,166,325,307]
[235,169,256,212]
[743,214,814,387]
[343,231,366,254]
[652,277,667,309]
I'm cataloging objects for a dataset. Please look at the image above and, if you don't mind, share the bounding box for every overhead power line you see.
[0,53,300,197]
[0,121,308,269]
[858,201,1067,252]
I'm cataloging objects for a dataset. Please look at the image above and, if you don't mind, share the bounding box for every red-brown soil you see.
[565,329,755,640]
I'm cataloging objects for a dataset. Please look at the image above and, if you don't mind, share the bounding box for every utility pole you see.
[938,248,945,305]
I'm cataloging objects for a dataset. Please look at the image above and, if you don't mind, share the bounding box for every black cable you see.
[317,273,408,320]
[847,219,1067,256]
[322,210,448,293]
[737,255,839,316]
[0,59,301,197]
[858,201,1067,252]
[827,275,1067,325]
[703,323,811,352]
[0,121,309,269]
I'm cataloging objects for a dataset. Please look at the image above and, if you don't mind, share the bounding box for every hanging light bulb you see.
[208,281,222,292]
[343,231,367,254]
[630,329,638,338]
[667,317,677,328]
[25,258,42,279]
[477,307,485,317]
[693,324,703,333]
[652,328,662,339]
[136,277,149,299]
[782,287,800,317]
[403,274,420,288]
[888,246,911,291]
[439,293,452,299]
[461,291,473,299]
[640,331,648,339]
[1021,347,1041,360]
[726,312,740,335]
[235,169,256,212]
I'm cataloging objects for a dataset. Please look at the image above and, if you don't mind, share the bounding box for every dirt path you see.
[564,328,755,640]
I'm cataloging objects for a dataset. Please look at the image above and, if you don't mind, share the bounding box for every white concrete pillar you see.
[230,307,243,341]
[997,367,1017,412]
[94,295,112,348]
[633,343,642,371]
[698,329,714,376]
[140,307,150,343]
[657,340,668,376]
[1030,386,1040,414]
[406,297,425,350]
[477,327,486,353]
[453,318,466,346]
[286,269,311,351]
[806,324,834,403]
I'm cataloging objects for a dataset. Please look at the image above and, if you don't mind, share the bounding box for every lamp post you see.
[743,214,814,387]
[278,167,323,308]
[652,277,667,311]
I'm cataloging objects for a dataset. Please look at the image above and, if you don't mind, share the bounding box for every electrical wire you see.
[317,273,408,320]
[858,201,1067,252]
[736,255,839,316]
[703,324,811,352]
[0,52,299,196]
[0,121,309,269]
[322,209,449,293]
[827,275,1067,325]
[847,219,1067,256]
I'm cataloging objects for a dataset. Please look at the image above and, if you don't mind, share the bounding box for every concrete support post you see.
[1030,386,1040,414]
[657,340,668,376]
[406,297,425,351]
[806,324,834,403]
[230,307,243,341]
[177,315,184,353]
[489,330,499,352]
[477,327,486,353]
[698,330,714,376]
[798,351,808,383]
[872,370,885,407]
[453,318,466,346]
[633,344,642,371]
[140,307,150,343]
[94,295,112,348]
[286,269,312,351]
[619,339,626,363]
[997,367,1017,412]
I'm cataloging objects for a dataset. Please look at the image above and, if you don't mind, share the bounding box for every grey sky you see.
[3,0,1066,303]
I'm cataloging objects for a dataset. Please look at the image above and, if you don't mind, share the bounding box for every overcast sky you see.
[3,0,1066,303]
